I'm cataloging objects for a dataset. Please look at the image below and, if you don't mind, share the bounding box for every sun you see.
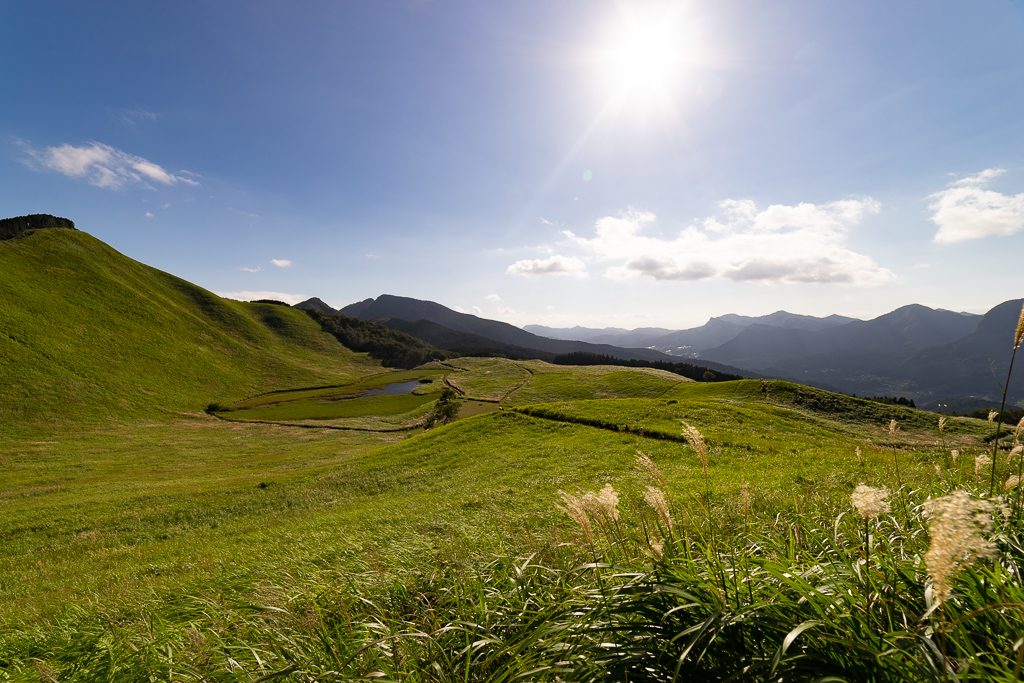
[591,5,697,115]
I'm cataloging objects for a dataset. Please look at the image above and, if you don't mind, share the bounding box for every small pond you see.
[361,380,426,397]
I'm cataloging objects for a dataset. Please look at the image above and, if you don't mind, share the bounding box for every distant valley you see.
[317,295,1023,411]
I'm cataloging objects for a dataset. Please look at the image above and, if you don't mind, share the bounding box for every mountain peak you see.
[295,297,338,314]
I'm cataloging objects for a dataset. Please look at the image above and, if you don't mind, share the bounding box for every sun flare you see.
[594,6,694,112]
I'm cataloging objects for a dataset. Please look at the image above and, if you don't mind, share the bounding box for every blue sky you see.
[3,1,1024,328]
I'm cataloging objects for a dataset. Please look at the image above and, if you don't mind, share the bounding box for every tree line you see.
[0,214,76,240]
[301,309,452,369]
[551,352,744,382]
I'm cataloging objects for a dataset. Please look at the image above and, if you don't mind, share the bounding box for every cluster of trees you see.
[302,309,451,369]
[855,395,917,408]
[424,388,460,428]
[551,352,744,383]
[0,214,76,239]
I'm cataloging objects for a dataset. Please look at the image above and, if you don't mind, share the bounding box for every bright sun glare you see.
[593,5,695,115]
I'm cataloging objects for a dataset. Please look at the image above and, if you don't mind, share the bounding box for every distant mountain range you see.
[527,311,861,355]
[305,295,1023,411]
[532,303,1022,410]
[296,295,747,376]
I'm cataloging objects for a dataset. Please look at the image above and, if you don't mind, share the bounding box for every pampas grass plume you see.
[924,490,999,604]
[1014,302,1024,348]
[851,484,890,520]
[681,421,709,475]
[644,486,672,532]
[635,450,667,488]
[975,453,993,479]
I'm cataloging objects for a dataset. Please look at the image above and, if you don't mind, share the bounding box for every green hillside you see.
[2,223,1022,680]
[0,227,377,431]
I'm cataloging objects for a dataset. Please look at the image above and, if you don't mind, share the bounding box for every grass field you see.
[1,372,1008,679]
[4,226,1023,680]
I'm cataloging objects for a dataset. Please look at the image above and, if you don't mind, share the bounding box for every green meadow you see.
[2,227,1023,680]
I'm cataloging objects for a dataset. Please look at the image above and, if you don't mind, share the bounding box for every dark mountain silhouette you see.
[340,294,678,362]
[523,325,675,347]
[529,311,858,356]
[385,318,558,360]
[295,297,339,315]
[898,299,1024,409]
[703,305,981,372]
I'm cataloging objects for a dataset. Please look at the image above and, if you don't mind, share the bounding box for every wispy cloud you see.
[529,199,891,286]
[19,139,199,190]
[240,266,261,273]
[270,258,293,268]
[144,211,155,220]
[485,293,501,301]
[507,254,587,277]
[116,107,159,125]
[217,290,306,305]
[929,168,1024,243]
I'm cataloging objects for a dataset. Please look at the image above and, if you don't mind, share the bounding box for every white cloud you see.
[506,254,588,277]
[497,306,517,315]
[270,259,293,268]
[485,293,501,302]
[472,306,483,315]
[144,211,155,220]
[217,291,306,305]
[551,201,891,286]
[20,140,199,189]
[240,266,261,273]
[929,168,1024,243]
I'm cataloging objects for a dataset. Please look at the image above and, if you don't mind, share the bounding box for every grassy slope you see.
[0,228,377,433]
[0,229,1001,677]
[0,377,992,674]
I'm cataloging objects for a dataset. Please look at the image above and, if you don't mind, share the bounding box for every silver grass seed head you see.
[681,421,708,472]
[975,453,993,478]
[635,450,667,488]
[557,490,594,542]
[924,490,1000,604]
[851,483,890,520]
[584,483,620,523]
[739,482,753,516]
[1014,302,1024,348]
[644,486,672,531]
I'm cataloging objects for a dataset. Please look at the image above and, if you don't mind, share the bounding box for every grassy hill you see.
[3,222,1022,680]
[0,226,377,432]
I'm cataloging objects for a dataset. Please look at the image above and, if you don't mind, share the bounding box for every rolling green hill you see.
[0,225,378,432]
[2,220,1021,680]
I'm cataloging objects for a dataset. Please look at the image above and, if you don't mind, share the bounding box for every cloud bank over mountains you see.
[929,168,1024,244]
[510,197,893,286]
